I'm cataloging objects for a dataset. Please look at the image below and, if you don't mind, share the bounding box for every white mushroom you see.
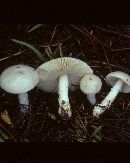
[36,57,93,119]
[93,71,130,117]
[80,74,102,105]
[0,65,39,113]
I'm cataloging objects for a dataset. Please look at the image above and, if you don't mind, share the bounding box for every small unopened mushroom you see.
[93,71,130,117]
[0,65,39,113]
[80,74,102,105]
[36,57,93,119]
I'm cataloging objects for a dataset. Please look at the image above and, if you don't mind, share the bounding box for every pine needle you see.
[28,24,43,33]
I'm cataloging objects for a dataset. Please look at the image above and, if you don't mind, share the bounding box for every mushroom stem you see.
[58,74,71,118]
[18,92,29,113]
[93,79,124,117]
[87,94,96,105]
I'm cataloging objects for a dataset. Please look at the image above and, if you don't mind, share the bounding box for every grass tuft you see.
[11,39,46,61]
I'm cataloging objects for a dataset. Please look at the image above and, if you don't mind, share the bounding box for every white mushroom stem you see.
[58,74,71,117]
[58,74,69,107]
[93,79,124,117]
[87,94,96,105]
[18,92,29,113]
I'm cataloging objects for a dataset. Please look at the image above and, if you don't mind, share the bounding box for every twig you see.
[0,124,17,142]
[91,60,130,73]
[93,25,130,40]
[70,24,111,49]
[0,50,28,62]
[76,112,88,134]
[121,101,130,123]
[101,45,112,72]
[111,47,130,52]
[59,43,63,57]
[49,25,58,44]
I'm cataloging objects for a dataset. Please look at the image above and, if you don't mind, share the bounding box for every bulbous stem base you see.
[93,79,124,117]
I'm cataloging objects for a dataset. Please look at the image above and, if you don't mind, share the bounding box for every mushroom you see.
[93,71,130,117]
[80,74,102,105]
[36,57,93,119]
[0,65,39,113]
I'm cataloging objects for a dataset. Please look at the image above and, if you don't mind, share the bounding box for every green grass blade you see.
[11,39,46,61]
[95,135,102,141]
[68,128,76,135]
[59,43,63,57]
[0,129,9,140]
[44,47,53,59]
[92,126,102,137]
[90,125,103,138]
[0,137,5,142]
[28,24,43,33]
[91,125,97,130]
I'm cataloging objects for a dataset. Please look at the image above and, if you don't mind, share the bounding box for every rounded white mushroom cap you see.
[106,71,130,93]
[80,74,102,94]
[0,64,39,94]
[36,57,93,92]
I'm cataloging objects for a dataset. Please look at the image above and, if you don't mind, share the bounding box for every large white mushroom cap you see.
[106,71,130,93]
[0,64,39,94]
[36,57,93,92]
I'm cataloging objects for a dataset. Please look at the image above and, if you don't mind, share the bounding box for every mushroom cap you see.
[80,74,102,94]
[0,65,39,94]
[36,57,93,92]
[106,71,130,93]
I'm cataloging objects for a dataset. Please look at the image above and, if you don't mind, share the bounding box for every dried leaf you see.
[1,110,13,125]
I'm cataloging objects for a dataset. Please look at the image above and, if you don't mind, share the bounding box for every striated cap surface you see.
[36,57,93,92]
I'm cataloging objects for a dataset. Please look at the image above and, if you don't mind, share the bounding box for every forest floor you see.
[0,24,130,142]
